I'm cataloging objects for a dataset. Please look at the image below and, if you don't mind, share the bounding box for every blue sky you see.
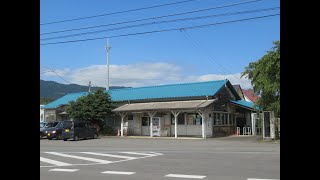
[40,0,280,89]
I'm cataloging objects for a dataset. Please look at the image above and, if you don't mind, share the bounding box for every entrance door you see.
[152,117,161,136]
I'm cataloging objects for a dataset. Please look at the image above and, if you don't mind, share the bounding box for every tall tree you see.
[66,89,114,128]
[241,41,280,117]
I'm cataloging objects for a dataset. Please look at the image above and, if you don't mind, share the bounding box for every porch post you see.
[198,110,206,139]
[171,111,181,138]
[147,111,156,137]
[119,112,127,137]
[251,113,255,136]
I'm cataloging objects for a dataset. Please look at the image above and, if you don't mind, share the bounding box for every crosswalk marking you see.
[79,152,137,159]
[45,152,112,164]
[41,151,163,168]
[119,152,158,156]
[165,174,206,179]
[49,168,79,172]
[101,171,136,175]
[40,157,72,166]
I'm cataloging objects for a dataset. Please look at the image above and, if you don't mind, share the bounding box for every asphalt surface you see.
[40,136,280,180]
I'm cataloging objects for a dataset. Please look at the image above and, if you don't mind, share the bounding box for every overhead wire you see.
[40,0,264,35]
[40,13,279,46]
[40,0,200,25]
[40,7,279,41]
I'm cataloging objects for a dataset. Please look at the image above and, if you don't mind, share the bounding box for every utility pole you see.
[106,38,111,90]
[88,81,91,92]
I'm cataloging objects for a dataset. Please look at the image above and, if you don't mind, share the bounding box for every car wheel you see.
[40,135,42,139]
[93,133,98,139]
[56,134,62,140]
[73,135,79,141]
[63,138,68,141]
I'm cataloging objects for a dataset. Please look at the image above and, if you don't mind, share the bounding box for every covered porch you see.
[112,99,216,139]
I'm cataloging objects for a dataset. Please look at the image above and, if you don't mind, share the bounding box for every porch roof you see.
[230,100,261,111]
[113,99,215,112]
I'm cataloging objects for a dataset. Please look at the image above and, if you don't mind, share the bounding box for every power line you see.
[181,30,250,86]
[40,0,200,26]
[40,13,279,46]
[40,66,73,84]
[41,7,279,41]
[40,0,264,35]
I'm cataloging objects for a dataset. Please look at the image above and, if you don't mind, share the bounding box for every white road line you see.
[45,152,112,164]
[247,179,279,180]
[101,171,136,175]
[149,152,164,155]
[49,168,79,172]
[119,152,158,156]
[165,174,206,179]
[79,152,137,159]
[40,157,72,166]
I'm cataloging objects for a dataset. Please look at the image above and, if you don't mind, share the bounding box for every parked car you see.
[40,122,47,139]
[62,121,98,141]
[40,122,47,128]
[40,121,59,139]
[46,121,64,140]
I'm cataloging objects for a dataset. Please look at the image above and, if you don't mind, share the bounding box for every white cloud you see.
[40,63,252,89]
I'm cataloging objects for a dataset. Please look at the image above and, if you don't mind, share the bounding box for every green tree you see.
[66,89,114,129]
[241,41,280,117]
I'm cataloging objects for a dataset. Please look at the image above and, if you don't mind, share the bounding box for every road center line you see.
[119,152,158,156]
[49,168,79,172]
[101,171,136,175]
[79,152,137,159]
[165,174,206,179]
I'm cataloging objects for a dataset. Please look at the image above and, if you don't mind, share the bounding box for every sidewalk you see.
[101,135,203,140]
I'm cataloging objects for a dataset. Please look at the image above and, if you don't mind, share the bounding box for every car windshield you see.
[45,122,59,128]
[55,122,63,128]
[40,122,47,128]
[63,121,72,129]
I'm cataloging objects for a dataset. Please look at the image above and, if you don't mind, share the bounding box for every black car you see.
[46,121,64,140]
[62,121,98,141]
[40,122,47,139]
[40,121,59,139]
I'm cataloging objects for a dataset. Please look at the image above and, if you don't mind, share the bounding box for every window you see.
[171,113,185,125]
[187,114,195,125]
[142,117,150,126]
[221,114,225,125]
[128,115,133,120]
[214,113,220,125]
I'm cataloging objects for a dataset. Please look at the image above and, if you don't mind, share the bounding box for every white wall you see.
[40,105,45,121]
[141,126,150,136]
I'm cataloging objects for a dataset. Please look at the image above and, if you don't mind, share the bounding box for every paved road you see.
[40,136,280,180]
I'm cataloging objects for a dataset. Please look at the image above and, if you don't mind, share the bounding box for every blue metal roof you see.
[230,100,261,110]
[43,80,230,109]
[108,80,227,101]
[43,92,88,109]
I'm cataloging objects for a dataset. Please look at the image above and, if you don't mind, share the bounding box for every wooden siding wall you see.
[213,86,237,111]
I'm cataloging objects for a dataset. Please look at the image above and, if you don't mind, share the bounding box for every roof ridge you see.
[109,80,227,92]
